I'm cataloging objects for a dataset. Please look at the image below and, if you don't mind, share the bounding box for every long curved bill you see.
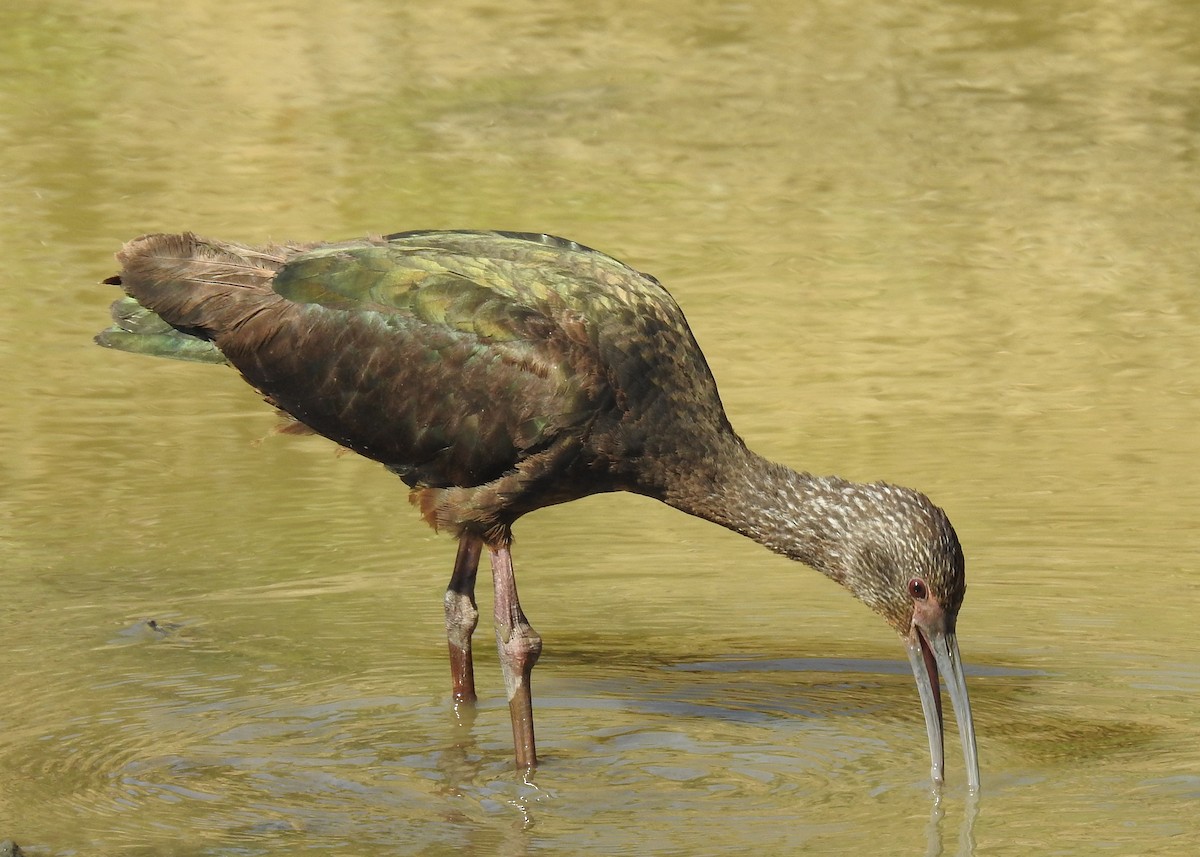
[904,626,980,793]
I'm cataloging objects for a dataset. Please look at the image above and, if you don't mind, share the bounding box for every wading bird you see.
[96,230,980,791]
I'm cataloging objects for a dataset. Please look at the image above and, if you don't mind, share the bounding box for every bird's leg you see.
[445,533,483,704]
[490,545,542,770]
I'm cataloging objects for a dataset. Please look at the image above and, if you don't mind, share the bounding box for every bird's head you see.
[811,481,980,793]
[831,483,965,633]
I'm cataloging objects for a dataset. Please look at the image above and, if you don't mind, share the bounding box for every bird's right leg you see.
[490,545,542,770]
[445,533,482,704]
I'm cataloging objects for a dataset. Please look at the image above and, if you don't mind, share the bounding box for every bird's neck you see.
[660,441,856,585]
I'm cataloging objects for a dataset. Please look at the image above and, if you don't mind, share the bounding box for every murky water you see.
[3,0,1199,853]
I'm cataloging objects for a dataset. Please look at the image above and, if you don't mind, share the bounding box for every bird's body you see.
[97,230,979,791]
[105,231,733,537]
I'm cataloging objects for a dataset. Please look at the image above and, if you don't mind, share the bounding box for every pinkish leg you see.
[444,534,482,704]
[490,545,542,769]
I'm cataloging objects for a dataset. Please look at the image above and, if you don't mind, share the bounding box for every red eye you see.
[908,578,928,601]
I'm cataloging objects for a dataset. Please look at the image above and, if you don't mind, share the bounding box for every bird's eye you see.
[908,578,928,601]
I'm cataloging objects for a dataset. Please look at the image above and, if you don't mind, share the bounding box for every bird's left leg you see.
[490,545,542,769]
[445,533,483,704]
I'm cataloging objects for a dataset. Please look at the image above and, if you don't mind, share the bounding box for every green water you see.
[2,0,1199,853]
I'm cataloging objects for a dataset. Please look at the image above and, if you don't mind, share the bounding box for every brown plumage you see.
[96,229,980,791]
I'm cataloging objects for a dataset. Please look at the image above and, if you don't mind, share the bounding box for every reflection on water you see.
[928,793,979,857]
[3,0,1200,854]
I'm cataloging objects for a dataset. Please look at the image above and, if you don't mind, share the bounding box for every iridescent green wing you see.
[237,234,609,488]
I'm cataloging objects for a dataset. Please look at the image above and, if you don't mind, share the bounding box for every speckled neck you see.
[661,442,843,573]
[656,437,960,633]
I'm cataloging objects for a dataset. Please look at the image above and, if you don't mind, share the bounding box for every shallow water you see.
[3,0,1200,853]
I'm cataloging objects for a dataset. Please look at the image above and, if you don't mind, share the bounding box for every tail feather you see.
[96,232,299,364]
[95,294,228,363]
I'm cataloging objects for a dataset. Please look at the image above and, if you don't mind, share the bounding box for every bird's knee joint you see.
[500,623,542,665]
[444,590,480,644]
